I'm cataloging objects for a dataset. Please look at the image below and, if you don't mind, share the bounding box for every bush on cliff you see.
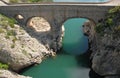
[0,63,9,69]
[95,6,120,36]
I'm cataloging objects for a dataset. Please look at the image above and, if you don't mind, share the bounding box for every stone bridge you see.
[0,0,119,51]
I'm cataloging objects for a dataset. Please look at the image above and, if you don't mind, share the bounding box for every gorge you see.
[0,0,120,78]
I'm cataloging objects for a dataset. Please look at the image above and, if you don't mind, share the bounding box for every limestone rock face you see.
[0,15,62,78]
[92,34,120,75]
[83,20,120,76]
[0,24,54,71]
[0,69,31,78]
[26,17,64,52]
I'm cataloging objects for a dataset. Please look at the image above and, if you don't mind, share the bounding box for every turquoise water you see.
[21,18,90,78]
[21,54,90,78]
[54,0,110,2]
[63,18,88,55]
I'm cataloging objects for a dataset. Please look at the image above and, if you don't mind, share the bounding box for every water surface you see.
[21,53,90,78]
[63,18,88,55]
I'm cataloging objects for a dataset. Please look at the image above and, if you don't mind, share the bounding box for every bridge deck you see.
[0,0,120,6]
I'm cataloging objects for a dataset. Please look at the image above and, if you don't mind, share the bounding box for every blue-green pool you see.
[21,54,90,78]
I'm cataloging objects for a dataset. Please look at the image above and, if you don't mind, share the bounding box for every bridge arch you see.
[26,16,51,32]
[61,17,96,27]
[61,17,96,55]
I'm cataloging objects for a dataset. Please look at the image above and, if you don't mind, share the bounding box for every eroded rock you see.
[84,19,120,78]
[0,69,31,78]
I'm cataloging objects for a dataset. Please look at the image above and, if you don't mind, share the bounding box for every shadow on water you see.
[75,50,91,68]
[89,69,104,78]
[57,48,103,78]
[75,51,104,78]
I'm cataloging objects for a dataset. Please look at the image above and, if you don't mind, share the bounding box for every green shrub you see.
[106,18,113,26]
[29,0,42,2]
[95,6,120,35]
[10,0,18,3]
[95,23,104,33]
[0,63,9,69]
[0,28,4,33]
[0,14,17,28]
[7,30,16,36]
[108,6,120,14]
[11,44,15,48]
[12,37,17,43]
[8,18,17,28]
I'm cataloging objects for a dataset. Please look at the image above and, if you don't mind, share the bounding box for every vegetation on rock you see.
[0,13,54,72]
[0,63,9,69]
[0,14,17,69]
[0,14,17,28]
[92,6,120,76]
[95,6,120,36]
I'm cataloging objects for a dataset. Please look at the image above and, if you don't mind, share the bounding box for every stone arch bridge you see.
[0,0,119,51]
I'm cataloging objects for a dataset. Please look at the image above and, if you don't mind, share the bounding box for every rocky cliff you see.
[84,6,120,78]
[0,14,61,77]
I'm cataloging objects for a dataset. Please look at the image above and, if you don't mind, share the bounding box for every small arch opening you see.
[15,14,24,20]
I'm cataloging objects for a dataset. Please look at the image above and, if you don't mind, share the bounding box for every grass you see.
[0,14,18,49]
[0,14,17,28]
